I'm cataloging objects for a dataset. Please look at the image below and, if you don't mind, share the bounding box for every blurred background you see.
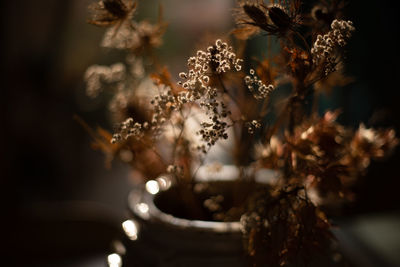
[2,0,400,266]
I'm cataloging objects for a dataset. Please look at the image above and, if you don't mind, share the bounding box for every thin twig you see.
[217,74,244,118]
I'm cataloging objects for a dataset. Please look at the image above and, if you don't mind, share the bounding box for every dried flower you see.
[284,47,312,82]
[254,136,285,169]
[285,111,351,196]
[84,63,126,97]
[82,3,397,266]
[88,0,137,27]
[245,120,262,134]
[242,186,332,267]
[176,39,243,148]
[111,117,146,143]
[244,69,275,99]
[150,86,180,127]
[311,19,355,75]
[348,124,398,169]
[234,1,301,39]
[101,20,166,51]
[179,39,242,91]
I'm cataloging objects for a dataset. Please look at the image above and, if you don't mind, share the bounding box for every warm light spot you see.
[156,176,172,190]
[136,203,149,214]
[107,253,122,267]
[122,220,138,241]
[145,180,160,195]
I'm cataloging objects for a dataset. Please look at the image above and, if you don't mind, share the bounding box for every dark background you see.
[2,0,400,266]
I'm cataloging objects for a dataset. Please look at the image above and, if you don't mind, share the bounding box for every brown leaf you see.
[150,67,182,93]
[231,25,260,40]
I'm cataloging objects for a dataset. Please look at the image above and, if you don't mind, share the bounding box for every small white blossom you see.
[244,69,275,99]
[111,117,145,143]
[245,120,262,134]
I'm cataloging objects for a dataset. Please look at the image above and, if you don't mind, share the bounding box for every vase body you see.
[110,166,279,266]
[118,186,248,267]
[106,166,352,267]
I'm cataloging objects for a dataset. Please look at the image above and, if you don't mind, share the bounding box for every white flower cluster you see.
[111,40,242,149]
[111,85,184,144]
[199,118,229,146]
[195,92,232,148]
[178,39,242,92]
[111,117,149,144]
[244,69,275,99]
[311,19,355,75]
[150,87,180,125]
[84,63,126,97]
[176,39,243,149]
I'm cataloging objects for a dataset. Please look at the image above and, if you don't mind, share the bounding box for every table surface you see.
[56,212,400,267]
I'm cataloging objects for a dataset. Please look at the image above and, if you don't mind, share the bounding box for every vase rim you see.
[128,166,279,233]
[128,187,242,233]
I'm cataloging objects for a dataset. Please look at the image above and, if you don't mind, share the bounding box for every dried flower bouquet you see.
[83,0,398,266]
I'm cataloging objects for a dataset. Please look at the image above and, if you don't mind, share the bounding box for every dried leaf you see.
[150,67,182,93]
